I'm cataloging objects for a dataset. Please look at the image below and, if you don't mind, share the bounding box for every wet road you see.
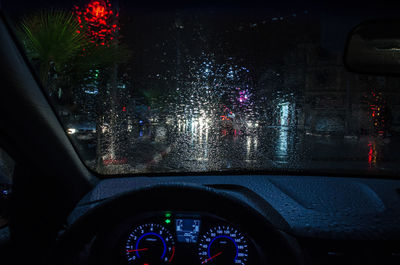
[125,125,400,176]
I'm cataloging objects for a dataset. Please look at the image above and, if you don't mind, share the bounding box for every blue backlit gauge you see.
[125,223,175,264]
[198,225,248,265]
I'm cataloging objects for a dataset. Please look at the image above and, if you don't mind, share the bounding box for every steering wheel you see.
[50,184,304,265]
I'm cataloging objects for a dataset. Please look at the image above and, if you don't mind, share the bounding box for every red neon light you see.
[368,143,373,166]
[75,0,119,47]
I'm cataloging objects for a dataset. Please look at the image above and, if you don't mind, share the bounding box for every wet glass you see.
[4,0,400,177]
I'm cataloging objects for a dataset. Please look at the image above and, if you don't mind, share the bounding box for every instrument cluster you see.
[91,211,261,265]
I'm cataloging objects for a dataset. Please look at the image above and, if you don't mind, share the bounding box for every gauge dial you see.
[125,223,175,264]
[198,225,248,265]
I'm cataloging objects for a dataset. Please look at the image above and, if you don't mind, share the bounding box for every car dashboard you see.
[65,175,400,265]
[90,211,262,265]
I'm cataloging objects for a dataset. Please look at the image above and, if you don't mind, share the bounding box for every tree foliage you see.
[18,9,131,97]
[19,10,86,85]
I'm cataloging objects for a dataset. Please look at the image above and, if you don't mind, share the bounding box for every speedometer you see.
[198,225,248,265]
[125,223,175,264]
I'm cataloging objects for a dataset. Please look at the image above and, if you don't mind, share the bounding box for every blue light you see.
[207,235,238,261]
[139,120,143,124]
[135,232,167,259]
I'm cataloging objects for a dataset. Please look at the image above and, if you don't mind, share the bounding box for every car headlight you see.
[67,128,77,134]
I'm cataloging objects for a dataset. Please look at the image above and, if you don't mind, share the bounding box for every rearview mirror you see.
[344,20,400,75]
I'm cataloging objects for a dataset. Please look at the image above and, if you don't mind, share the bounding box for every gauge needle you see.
[202,252,222,264]
[126,248,149,253]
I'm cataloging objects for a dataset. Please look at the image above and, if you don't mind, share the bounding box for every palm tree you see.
[19,10,86,88]
[18,9,131,101]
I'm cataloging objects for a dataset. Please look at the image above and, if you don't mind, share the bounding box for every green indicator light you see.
[165,213,172,218]
[165,219,171,224]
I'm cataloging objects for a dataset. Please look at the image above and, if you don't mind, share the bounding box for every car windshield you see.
[3,0,400,176]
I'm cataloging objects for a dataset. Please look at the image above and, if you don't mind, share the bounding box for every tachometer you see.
[198,225,248,265]
[125,223,175,264]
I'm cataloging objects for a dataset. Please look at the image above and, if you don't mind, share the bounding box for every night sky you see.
[2,0,400,52]
[3,0,400,16]
[3,0,400,86]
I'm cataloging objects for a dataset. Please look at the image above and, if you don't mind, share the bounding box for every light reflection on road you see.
[141,117,300,171]
[94,117,400,175]
[275,127,289,163]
